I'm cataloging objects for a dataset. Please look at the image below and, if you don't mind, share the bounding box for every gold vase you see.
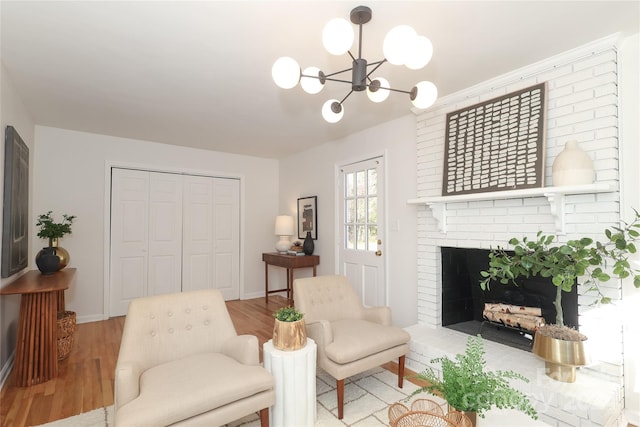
[49,238,70,270]
[272,318,306,351]
[532,331,589,382]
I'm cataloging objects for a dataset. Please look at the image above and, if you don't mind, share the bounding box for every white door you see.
[182,176,240,299]
[110,169,149,316]
[338,157,386,307]
[110,169,183,316]
[147,172,183,297]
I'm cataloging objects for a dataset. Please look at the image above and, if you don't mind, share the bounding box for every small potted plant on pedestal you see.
[272,306,306,351]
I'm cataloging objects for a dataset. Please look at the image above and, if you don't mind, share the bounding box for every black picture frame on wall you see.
[2,126,29,278]
[297,196,317,240]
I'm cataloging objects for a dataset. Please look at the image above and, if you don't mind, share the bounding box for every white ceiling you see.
[1,1,638,159]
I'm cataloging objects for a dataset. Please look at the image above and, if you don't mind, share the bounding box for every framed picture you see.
[2,126,29,277]
[297,196,317,240]
[442,82,546,195]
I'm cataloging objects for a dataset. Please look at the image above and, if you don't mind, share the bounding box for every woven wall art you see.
[442,82,546,196]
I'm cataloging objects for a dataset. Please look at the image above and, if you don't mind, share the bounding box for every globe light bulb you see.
[322,99,344,123]
[322,18,354,55]
[366,78,390,103]
[272,57,300,89]
[405,36,433,70]
[411,81,438,109]
[383,25,417,66]
[300,67,325,94]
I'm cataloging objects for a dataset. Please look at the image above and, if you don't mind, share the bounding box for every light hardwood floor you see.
[0,295,291,427]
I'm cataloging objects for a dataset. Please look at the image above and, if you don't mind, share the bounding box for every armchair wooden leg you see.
[259,407,269,427]
[398,355,406,388]
[337,379,345,420]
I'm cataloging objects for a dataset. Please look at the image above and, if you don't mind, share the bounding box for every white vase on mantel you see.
[552,140,594,187]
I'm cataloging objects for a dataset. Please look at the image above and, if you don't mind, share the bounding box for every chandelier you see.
[271,5,438,123]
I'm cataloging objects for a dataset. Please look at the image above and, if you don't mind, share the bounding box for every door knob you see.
[375,250,382,256]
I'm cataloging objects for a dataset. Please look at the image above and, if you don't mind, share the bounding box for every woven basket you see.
[57,311,76,337]
[57,311,76,360]
[57,334,74,360]
[388,399,473,427]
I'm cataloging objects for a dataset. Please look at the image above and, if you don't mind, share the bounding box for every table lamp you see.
[274,215,294,253]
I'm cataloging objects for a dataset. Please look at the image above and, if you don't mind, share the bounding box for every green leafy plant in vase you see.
[479,209,640,381]
[35,211,76,270]
[408,335,537,425]
[272,306,306,350]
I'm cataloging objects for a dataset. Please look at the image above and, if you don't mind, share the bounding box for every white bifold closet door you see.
[182,175,240,298]
[109,168,240,317]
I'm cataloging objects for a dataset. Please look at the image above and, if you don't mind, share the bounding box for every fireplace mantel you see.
[407,183,613,234]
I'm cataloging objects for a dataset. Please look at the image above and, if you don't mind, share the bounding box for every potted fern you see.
[409,335,537,426]
[272,306,306,351]
[479,210,640,381]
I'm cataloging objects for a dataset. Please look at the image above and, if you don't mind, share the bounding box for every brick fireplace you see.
[407,35,628,426]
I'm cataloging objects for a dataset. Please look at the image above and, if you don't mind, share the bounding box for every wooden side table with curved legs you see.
[0,268,76,386]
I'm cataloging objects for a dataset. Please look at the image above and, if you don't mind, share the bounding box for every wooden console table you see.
[263,253,319,302]
[0,268,76,386]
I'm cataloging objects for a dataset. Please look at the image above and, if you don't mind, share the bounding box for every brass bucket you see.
[532,332,589,382]
[273,318,307,351]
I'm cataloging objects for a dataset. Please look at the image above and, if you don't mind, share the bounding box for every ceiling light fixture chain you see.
[272,5,438,123]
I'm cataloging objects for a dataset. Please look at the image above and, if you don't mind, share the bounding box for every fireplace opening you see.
[441,246,578,351]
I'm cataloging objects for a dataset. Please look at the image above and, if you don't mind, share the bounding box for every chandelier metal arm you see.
[323,67,355,78]
[365,60,386,82]
[339,90,355,105]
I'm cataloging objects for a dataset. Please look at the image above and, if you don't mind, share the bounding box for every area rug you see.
[33,367,426,427]
[31,406,114,427]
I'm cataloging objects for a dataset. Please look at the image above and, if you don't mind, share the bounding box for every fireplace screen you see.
[442,82,546,196]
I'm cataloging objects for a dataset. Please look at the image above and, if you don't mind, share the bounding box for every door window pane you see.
[346,173,355,197]
[356,171,366,196]
[356,225,366,250]
[356,198,366,223]
[368,169,377,195]
[368,226,378,251]
[368,197,377,223]
[346,225,355,249]
[346,199,355,223]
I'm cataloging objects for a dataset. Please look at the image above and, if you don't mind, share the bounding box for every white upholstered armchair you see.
[114,289,275,427]
[293,275,410,420]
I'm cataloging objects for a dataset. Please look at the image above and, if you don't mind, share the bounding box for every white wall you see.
[0,64,35,381]
[619,32,640,426]
[32,126,279,322]
[279,115,418,327]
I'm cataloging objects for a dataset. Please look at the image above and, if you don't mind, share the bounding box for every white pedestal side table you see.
[263,338,317,427]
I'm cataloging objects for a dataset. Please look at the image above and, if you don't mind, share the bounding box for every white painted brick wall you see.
[412,37,624,426]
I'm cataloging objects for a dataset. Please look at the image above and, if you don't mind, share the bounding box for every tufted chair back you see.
[293,275,364,323]
[118,289,237,373]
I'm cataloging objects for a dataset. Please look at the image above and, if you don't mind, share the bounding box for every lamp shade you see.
[274,215,294,236]
[322,99,344,123]
[366,77,390,103]
[383,25,417,66]
[411,81,438,109]
[301,67,325,94]
[322,18,354,55]
[405,36,433,70]
[272,57,301,89]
